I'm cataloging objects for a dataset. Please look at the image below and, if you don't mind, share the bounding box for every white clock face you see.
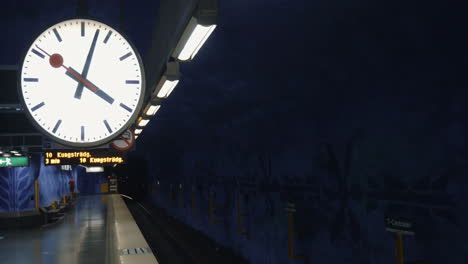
[19,19,144,147]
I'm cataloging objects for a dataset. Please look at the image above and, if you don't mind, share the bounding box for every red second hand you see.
[66,68,98,92]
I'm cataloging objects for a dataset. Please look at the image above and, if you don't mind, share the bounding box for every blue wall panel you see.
[71,166,79,193]
[38,160,69,207]
[78,170,90,194]
[0,168,9,212]
[13,166,36,212]
[131,0,468,261]
[77,167,107,195]
[76,166,88,194]
[0,157,37,213]
[136,89,468,263]
[0,154,80,212]
[143,131,467,263]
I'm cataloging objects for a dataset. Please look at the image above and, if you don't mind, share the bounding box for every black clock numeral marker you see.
[119,103,132,113]
[104,30,113,44]
[81,22,85,36]
[52,119,62,133]
[53,28,62,42]
[24,78,39,82]
[125,80,139,84]
[32,49,45,59]
[81,126,85,141]
[119,52,132,61]
[103,120,112,133]
[31,102,45,112]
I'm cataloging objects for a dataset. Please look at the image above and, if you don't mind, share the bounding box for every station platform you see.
[0,194,158,264]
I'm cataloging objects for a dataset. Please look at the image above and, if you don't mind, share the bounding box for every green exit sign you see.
[0,157,29,167]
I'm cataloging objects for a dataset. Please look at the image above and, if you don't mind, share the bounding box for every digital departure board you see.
[44,150,125,166]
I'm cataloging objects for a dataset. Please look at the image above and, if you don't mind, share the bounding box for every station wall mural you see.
[139,106,467,263]
[0,154,80,212]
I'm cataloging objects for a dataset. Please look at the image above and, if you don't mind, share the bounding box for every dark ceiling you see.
[0,0,159,65]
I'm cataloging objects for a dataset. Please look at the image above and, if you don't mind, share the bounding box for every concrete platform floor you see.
[0,195,157,264]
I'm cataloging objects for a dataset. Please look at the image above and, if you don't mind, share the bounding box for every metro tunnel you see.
[0,0,467,264]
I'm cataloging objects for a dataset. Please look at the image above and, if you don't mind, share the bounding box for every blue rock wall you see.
[131,1,468,263]
[37,159,71,207]
[77,167,107,195]
[0,154,80,212]
[77,166,91,195]
[141,113,467,263]
[0,165,36,213]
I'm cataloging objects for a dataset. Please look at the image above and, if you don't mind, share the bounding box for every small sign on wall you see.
[385,215,415,235]
[61,165,72,171]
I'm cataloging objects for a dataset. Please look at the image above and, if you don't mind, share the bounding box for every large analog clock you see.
[19,18,145,148]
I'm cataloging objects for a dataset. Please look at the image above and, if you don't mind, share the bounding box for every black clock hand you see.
[74,29,100,99]
[66,67,114,105]
[34,45,114,105]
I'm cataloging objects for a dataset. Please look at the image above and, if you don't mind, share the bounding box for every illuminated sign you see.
[44,150,125,166]
[0,157,29,167]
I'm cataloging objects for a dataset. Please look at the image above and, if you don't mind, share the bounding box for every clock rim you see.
[17,17,146,149]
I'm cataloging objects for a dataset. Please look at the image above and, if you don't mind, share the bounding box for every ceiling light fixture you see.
[152,62,180,99]
[172,0,218,61]
[138,119,150,127]
[145,104,161,116]
[174,20,216,61]
[86,166,104,173]
[157,79,179,98]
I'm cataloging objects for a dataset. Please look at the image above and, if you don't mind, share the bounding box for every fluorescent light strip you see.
[146,105,161,116]
[178,24,217,61]
[135,129,142,135]
[86,166,104,173]
[191,25,217,60]
[138,119,149,127]
[157,79,179,98]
